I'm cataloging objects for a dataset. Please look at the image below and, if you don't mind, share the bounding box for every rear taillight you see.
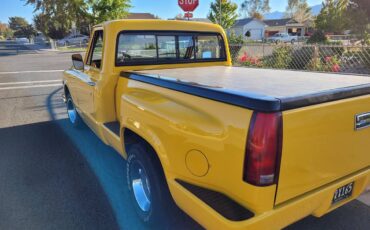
[243,112,282,186]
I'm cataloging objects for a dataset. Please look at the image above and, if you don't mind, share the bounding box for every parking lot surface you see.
[0,41,369,229]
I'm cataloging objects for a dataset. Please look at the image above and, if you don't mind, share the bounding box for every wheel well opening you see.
[123,127,171,183]
[123,128,164,173]
[64,85,70,97]
[123,128,179,216]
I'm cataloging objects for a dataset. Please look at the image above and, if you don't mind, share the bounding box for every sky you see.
[0,0,324,24]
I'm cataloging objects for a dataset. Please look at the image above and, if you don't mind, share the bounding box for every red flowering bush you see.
[324,56,341,72]
[308,55,341,73]
[238,52,263,67]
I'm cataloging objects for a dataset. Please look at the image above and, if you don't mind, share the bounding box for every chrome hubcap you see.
[67,99,77,124]
[130,161,151,212]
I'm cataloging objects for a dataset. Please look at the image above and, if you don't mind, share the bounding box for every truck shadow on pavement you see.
[0,120,118,230]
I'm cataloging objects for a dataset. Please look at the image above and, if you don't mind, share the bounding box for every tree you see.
[27,0,89,39]
[0,22,10,39]
[250,12,264,20]
[8,17,36,39]
[0,22,7,36]
[27,0,131,39]
[14,24,37,39]
[240,0,270,19]
[285,0,312,23]
[0,22,14,39]
[315,0,350,34]
[8,17,29,31]
[346,0,370,37]
[34,13,71,40]
[88,0,131,24]
[208,0,238,29]
[3,28,14,39]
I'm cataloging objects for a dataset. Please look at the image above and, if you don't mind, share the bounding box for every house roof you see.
[127,13,156,19]
[263,18,298,27]
[233,18,265,27]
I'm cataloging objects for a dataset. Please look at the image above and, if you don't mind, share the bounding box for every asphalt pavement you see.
[0,41,369,230]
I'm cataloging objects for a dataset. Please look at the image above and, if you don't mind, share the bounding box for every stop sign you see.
[178,0,199,12]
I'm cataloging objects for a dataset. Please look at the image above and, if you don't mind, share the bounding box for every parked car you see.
[57,34,89,46]
[15,37,29,43]
[34,32,47,44]
[266,32,298,44]
[63,20,370,229]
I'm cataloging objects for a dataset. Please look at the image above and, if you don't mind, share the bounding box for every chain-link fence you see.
[230,43,370,75]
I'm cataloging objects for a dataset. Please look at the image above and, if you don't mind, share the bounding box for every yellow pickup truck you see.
[63,20,370,229]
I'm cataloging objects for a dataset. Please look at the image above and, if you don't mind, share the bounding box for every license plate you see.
[332,182,354,204]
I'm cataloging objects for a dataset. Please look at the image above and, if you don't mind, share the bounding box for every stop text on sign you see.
[178,0,199,12]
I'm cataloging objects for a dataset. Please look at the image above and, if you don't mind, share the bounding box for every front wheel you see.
[66,95,83,128]
[126,143,179,226]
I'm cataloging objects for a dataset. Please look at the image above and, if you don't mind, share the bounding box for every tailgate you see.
[276,95,370,204]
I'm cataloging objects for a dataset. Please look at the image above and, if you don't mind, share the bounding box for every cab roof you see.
[94,19,224,34]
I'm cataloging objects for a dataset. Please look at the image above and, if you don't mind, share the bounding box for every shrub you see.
[307,55,341,72]
[289,46,314,70]
[307,31,328,44]
[238,52,263,67]
[263,45,293,69]
[228,32,244,63]
[363,32,370,45]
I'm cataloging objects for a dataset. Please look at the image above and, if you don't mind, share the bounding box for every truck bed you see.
[122,66,370,112]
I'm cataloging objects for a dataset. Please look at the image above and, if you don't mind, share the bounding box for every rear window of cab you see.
[115,31,226,66]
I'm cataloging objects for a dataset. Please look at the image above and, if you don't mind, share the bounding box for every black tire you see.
[291,39,296,44]
[65,41,70,46]
[126,143,179,227]
[66,94,83,128]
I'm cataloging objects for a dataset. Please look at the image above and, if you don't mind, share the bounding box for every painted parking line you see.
[0,80,61,86]
[0,70,65,75]
[0,84,63,91]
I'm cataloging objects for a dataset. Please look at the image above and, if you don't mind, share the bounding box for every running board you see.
[104,121,120,136]
[102,121,125,157]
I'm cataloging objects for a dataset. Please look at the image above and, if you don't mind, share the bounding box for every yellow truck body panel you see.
[63,19,370,229]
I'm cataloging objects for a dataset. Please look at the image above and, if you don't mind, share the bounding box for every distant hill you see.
[263,11,285,20]
[311,4,323,15]
[263,4,323,20]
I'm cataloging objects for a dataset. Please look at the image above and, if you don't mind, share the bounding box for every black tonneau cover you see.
[121,66,370,112]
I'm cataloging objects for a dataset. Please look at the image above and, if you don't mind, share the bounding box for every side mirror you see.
[72,54,84,71]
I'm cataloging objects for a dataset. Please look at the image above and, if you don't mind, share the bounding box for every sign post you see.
[178,0,199,20]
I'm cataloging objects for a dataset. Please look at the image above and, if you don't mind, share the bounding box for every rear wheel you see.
[126,143,179,226]
[66,95,83,128]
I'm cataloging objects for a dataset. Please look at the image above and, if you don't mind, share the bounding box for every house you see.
[263,18,311,37]
[229,18,266,40]
[127,13,157,19]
